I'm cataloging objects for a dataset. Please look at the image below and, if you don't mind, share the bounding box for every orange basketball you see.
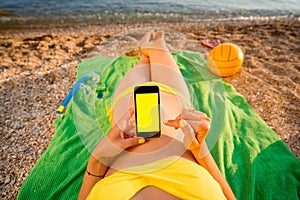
[207,43,244,77]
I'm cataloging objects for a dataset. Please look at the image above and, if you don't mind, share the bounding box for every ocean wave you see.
[0,10,299,29]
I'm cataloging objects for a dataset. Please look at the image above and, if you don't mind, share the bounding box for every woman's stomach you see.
[106,134,197,177]
[107,87,194,176]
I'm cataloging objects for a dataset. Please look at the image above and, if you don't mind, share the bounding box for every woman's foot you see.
[140,31,169,57]
[136,30,155,50]
[127,30,154,62]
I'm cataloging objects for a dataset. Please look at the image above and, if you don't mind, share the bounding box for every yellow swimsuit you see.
[87,156,226,200]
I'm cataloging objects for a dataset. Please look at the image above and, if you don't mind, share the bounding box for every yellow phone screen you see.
[136,93,160,132]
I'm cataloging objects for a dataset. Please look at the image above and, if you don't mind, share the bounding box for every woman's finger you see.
[181,108,208,120]
[179,120,200,150]
[186,118,211,131]
[165,115,210,131]
[164,119,180,129]
[120,137,145,149]
[185,108,204,115]
[123,117,136,135]
[116,108,135,132]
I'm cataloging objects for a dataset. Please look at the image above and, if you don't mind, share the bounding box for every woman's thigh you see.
[150,63,191,104]
[112,64,150,125]
[113,64,150,98]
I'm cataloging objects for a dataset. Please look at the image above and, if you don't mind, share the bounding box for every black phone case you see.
[134,86,161,138]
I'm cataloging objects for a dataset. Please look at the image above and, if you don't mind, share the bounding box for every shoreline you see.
[0,20,299,199]
[0,5,299,30]
[0,13,299,34]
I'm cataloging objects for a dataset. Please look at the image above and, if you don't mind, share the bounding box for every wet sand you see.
[0,20,299,198]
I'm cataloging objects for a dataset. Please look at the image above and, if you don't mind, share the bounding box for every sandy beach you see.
[0,20,299,198]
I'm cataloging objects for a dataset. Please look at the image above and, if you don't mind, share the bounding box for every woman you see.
[78,31,236,200]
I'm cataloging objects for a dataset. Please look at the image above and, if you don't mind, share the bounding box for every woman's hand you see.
[92,108,145,160]
[164,108,211,150]
[78,110,143,200]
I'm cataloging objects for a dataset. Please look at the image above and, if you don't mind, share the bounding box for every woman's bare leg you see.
[111,31,155,126]
[136,31,192,140]
[142,31,191,102]
[140,31,191,123]
[143,32,236,200]
[113,30,154,98]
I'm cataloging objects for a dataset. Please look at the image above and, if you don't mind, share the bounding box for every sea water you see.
[0,0,299,28]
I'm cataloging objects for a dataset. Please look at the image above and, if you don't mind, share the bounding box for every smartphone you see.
[134,85,161,138]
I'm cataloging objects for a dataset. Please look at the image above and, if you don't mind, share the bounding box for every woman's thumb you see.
[164,119,180,129]
[121,137,145,149]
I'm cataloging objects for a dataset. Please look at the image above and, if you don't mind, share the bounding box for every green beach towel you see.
[17,50,300,200]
